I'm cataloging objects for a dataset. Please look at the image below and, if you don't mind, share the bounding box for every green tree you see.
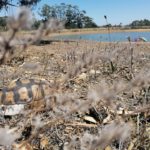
[32,19,41,29]
[82,16,98,28]
[129,19,150,28]
[39,3,98,29]
[39,4,52,20]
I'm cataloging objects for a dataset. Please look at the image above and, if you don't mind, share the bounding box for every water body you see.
[52,31,150,42]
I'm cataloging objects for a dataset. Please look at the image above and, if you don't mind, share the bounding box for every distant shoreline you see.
[1,28,150,42]
[49,28,150,37]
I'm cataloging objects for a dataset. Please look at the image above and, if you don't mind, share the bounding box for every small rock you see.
[78,73,87,81]
[105,146,112,150]
[95,70,101,74]
[89,69,96,75]
[83,115,97,124]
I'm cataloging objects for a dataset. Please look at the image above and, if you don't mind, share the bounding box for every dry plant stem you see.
[65,122,97,127]
[104,16,111,42]
[116,104,150,116]
[0,9,64,65]
[8,29,18,42]
[11,24,45,58]
[130,47,134,77]
[0,29,17,64]
[119,141,123,150]
[133,105,150,114]
[136,113,140,135]
[144,88,149,105]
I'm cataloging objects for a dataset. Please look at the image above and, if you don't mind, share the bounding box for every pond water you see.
[52,31,150,42]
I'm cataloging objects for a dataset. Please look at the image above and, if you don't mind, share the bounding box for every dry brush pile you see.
[0,7,149,150]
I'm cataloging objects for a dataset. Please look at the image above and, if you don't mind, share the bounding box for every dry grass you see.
[47,28,150,37]
[0,7,149,150]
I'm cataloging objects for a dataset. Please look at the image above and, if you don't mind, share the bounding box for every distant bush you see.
[32,19,42,29]
[129,19,150,28]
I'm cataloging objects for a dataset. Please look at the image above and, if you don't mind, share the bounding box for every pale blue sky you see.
[1,0,150,25]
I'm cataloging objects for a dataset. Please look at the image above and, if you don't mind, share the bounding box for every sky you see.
[1,0,150,26]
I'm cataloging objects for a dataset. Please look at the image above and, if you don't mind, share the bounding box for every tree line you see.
[129,19,150,28]
[39,3,98,29]
[0,1,98,29]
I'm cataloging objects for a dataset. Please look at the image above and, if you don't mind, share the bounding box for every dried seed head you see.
[7,7,33,30]
[45,18,65,35]
[0,127,21,146]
